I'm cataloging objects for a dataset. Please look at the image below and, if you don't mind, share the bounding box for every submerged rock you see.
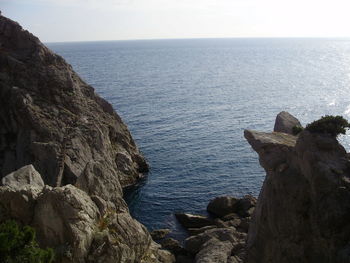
[245,122,350,262]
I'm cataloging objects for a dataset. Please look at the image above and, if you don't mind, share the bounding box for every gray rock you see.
[33,185,99,261]
[151,229,171,240]
[159,238,186,256]
[273,111,302,134]
[0,14,147,190]
[234,195,256,218]
[207,196,239,217]
[1,165,44,188]
[0,15,171,263]
[194,238,233,263]
[185,227,240,254]
[245,126,350,263]
[175,213,215,229]
[188,225,218,236]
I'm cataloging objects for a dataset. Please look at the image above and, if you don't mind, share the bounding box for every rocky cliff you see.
[0,14,148,188]
[245,113,350,263]
[0,14,173,262]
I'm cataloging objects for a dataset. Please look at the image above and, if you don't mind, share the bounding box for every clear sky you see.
[1,0,350,42]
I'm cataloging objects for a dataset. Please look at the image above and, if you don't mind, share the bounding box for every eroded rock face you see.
[0,15,173,263]
[0,166,174,263]
[245,123,350,263]
[0,15,148,190]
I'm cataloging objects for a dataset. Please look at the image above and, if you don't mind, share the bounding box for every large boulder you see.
[273,111,302,134]
[194,238,233,263]
[1,164,44,187]
[207,196,239,217]
[175,213,215,229]
[245,125,350,263]
[0,166,174,263]
[207,195,256,218]
[184,227,242,254]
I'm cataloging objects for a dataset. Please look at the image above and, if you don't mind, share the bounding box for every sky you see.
[1,0,350,42]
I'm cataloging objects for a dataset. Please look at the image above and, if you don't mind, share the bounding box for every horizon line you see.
[45,36,350,45]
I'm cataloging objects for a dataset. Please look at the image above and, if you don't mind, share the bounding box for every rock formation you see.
[0,152,174,263]
[0,15,174,263]
[273,111,302,134]
[173,195,257,263]
[245,112,350,263]
[0,14,148,188]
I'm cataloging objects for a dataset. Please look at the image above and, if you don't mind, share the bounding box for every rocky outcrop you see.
[173,195,256,263]
[244,114,350,263]
[0,15,174,263]
[0,14,148,189]
[0,166,174,263]
[273,111,302,134]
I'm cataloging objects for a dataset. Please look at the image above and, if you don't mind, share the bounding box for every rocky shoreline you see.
[2,13,350,263]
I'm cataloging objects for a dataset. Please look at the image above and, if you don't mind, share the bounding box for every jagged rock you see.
[33,185,99,261]
[0,15,148,190]
[207,196,239,217]
[151,229,171,240]
[0,165,44,224]
[234,195,256,218]
[188,225,218,236]
[273,111,302,134]
[194,238,233,263]
[175,213,215,229]
[245,125,350,263]
[159,238,186,256]
[1,164,44,187]
[184,227,242,254]
[0,15,171,263]
[207,195,256,219]
[0,168,173,263]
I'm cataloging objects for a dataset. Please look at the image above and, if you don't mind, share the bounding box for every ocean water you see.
[48,38,350,239]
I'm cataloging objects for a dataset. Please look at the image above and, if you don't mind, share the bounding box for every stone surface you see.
[1,164,44,187]
[159,238,186,256]
[185,227,241,254]
[175,213,215,229]
[151,229,171,240]
[273,111,302,134]
[245,125,350,263]
[207,196,239,217]
[0,15,173,263]
[194,238,233,263]
[0,15,148,191]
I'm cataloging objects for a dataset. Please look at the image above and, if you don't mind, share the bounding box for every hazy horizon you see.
[2,0,350,42]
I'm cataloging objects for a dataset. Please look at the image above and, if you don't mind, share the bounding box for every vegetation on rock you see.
[305,115,350,137]
[0,220,54,263]
[292,125,304,135]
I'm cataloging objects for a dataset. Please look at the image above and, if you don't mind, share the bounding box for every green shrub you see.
[292,125,304,135]
[0,220,54,263]
[305,115,350,137]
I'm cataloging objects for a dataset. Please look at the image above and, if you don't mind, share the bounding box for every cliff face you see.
[0,15,148,189]
[244,115,350,263]
[0,15,173,262]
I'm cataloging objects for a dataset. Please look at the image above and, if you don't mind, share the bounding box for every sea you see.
[48,38,350,239]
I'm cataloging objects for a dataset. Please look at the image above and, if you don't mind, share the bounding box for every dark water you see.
[48,38,350,239]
